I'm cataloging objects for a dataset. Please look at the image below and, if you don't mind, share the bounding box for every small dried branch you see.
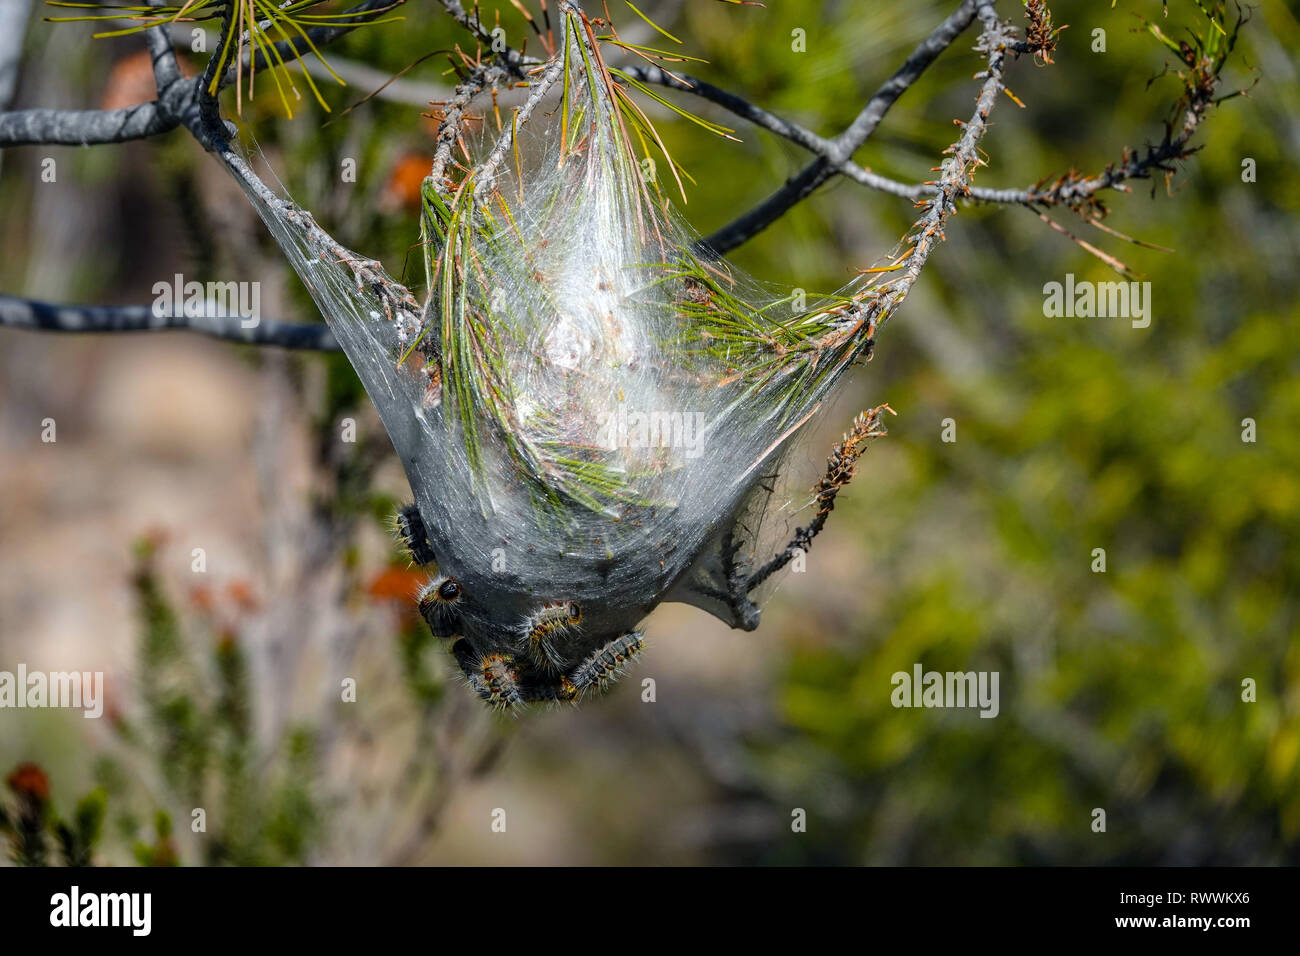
[427,61,510,191]
[746,406,893,592]
[616,63,837,158]
[435,0,539,76]
[469,45,569,201]
[839,2,1018,342]
[426,0,557,196]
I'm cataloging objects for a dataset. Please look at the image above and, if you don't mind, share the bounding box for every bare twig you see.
[747,407,892,592]
[617,63,1018,204]
[470,49,567,201]
[698,0,983,257]
[840,1,1017,340]
[425,0,557,195]
[0,103,176,146]
[0,293,340,350]
[427,62,509,190]
[618,63,836,157]
[435,0,539,76]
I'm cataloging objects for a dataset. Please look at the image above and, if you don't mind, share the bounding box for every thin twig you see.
[697,0,983,257]
[0,103,177,146]
[428,62,509,190]
[0,293,340,350]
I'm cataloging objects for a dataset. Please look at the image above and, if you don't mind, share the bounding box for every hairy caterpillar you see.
[521,602,584,673]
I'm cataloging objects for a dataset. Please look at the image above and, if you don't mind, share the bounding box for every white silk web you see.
[219,10,887,700]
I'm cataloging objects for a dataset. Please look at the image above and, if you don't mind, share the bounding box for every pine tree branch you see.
[696,0,984,257]
[0,293,340,350]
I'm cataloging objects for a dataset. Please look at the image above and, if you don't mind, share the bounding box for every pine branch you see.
[0,293,341,350]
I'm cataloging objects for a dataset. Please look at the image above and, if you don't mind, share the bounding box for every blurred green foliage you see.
[699,0,1300,864]
[3,0,1297,865]
[1,537,328,866]
[122,537,323,864]
[0,762,107,866]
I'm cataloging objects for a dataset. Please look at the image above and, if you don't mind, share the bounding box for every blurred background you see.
[1,0,1297,865]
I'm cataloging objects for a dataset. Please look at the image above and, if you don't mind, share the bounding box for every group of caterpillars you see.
[394,505,644,710]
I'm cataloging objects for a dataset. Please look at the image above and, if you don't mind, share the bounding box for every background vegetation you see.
[1,0,1297,864]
